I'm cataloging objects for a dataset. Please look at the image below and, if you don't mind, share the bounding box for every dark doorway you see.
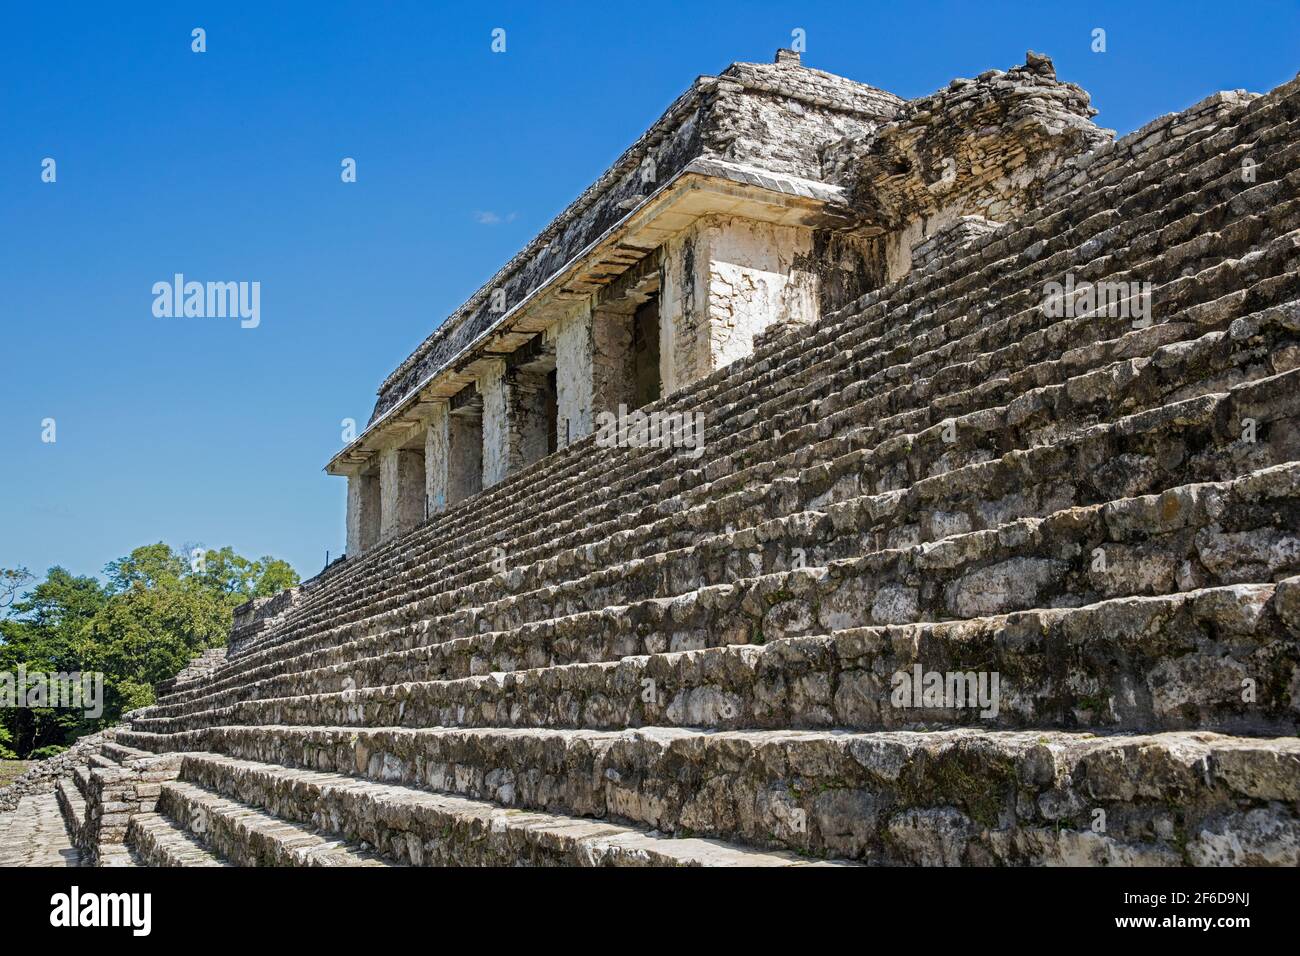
[632,295,661,408]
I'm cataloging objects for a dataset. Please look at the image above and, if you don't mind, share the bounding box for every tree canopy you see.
[0,544,299,758]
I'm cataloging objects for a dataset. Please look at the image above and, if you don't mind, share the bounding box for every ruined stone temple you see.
[5,49,1300,867]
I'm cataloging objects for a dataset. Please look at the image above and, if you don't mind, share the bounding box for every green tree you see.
[190,546,299,600]
[82,544,301,717]
[0,545,299,758]
[0,568,108,756]
[1,567,34,612]
[0,724,16,760]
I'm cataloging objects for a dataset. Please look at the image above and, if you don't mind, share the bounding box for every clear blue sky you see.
[2,1,1297,584]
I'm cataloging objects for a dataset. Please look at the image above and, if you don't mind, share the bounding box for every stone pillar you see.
[659,229,706,397]
[593,304,640,417]
[555,301,652,448]
[512,368,553,466]
[659,216,821,395]
[555,306,595,449]
[425,397,484,510]
[424,402,450,515]
[480,360,510,488]
[480,357,554,486]
[346,470,381,556]
[448,411,483,504]
[379,446,424,541]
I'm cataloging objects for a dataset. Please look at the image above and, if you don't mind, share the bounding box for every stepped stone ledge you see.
[6,51,1300,867]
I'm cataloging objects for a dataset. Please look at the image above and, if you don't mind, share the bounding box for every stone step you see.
[138,461,1300,737]
[730,272,1297,501]
[157,779,395,866]
[205,91,1300,681]
[258,223,1294,671]
[226,136,1300,671]
[158,364,1300,719]
[101,741,155,766]
[650,365,1298,572]
[175,580,1300,735]
[126,812,229,867]
[0,792,85,867]
[155,648,228,697]
[96,843,145,867]
[55,776,87,849]
[120,724,1300,866]
[141,581,1300,738]
[403,286,1299,636]
[419,337,1300,643]
[168,282,1300,709]
[175,752,850,867]
[231,227,1300,681]
[1040,85,1282,203]
[231,257,1289,686]
[72,764,93,800]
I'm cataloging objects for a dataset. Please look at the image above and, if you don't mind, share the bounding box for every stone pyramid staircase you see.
[10,73,1300,867]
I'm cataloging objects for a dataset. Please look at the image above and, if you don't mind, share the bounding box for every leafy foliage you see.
[0,723,16,760]
[0,544,299,758]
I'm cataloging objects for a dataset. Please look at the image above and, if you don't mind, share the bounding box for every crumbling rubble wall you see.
[825,52,1110,279]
